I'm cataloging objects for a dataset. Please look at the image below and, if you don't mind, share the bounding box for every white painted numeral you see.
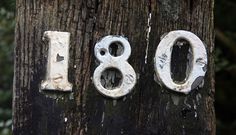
[93,36,136,99]
[41,31,72,91]
[154,30,207,94]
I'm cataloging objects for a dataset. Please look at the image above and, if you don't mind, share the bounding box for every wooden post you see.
[13,0,215,134]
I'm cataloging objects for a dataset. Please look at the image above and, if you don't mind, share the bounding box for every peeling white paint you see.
[145,13,152,64]
[171,95,180,105]
[130,95,133,99]
[193,100,198,118]
[184,98,191,108]
[69,93,74,100]
[41,31,72,91]
[122,96,127,101]
[193,100,197,110]
[101,112,105,127]
[113,100,117,106]
[93,36,136,99]
[64,117,68,122]
[85,123,88,132]
[196,93,202,105]
[182,125,186,135]
[198,79,204,88]
[120,129,124,134]
[154,30,208,94]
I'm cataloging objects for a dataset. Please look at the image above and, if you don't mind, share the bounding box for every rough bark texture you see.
[13,0,215,135]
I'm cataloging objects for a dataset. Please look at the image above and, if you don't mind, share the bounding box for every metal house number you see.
[40,30,207,97]
[93,36,136,99]
[154,30,207,94]
[41,31,72,91]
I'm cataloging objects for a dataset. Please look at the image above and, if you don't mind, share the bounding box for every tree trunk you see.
[13,0,215,135]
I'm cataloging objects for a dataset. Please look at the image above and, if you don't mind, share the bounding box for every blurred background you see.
[0,0,14,135]
[0,0,235,134]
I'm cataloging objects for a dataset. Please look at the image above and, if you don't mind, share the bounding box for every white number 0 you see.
[154,30,207,94]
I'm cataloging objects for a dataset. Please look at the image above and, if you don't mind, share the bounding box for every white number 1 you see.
[41,31,72,91]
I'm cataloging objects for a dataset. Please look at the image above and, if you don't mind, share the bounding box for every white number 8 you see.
[93,36,136,99]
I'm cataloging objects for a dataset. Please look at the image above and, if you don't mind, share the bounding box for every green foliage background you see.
[215,0,236,134]
[0,0,14,135]
[0,0,235,134]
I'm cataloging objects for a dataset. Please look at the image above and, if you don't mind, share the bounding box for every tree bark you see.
[13,0,215,135]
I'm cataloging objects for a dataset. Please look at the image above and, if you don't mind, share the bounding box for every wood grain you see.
[13,0,215,134]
